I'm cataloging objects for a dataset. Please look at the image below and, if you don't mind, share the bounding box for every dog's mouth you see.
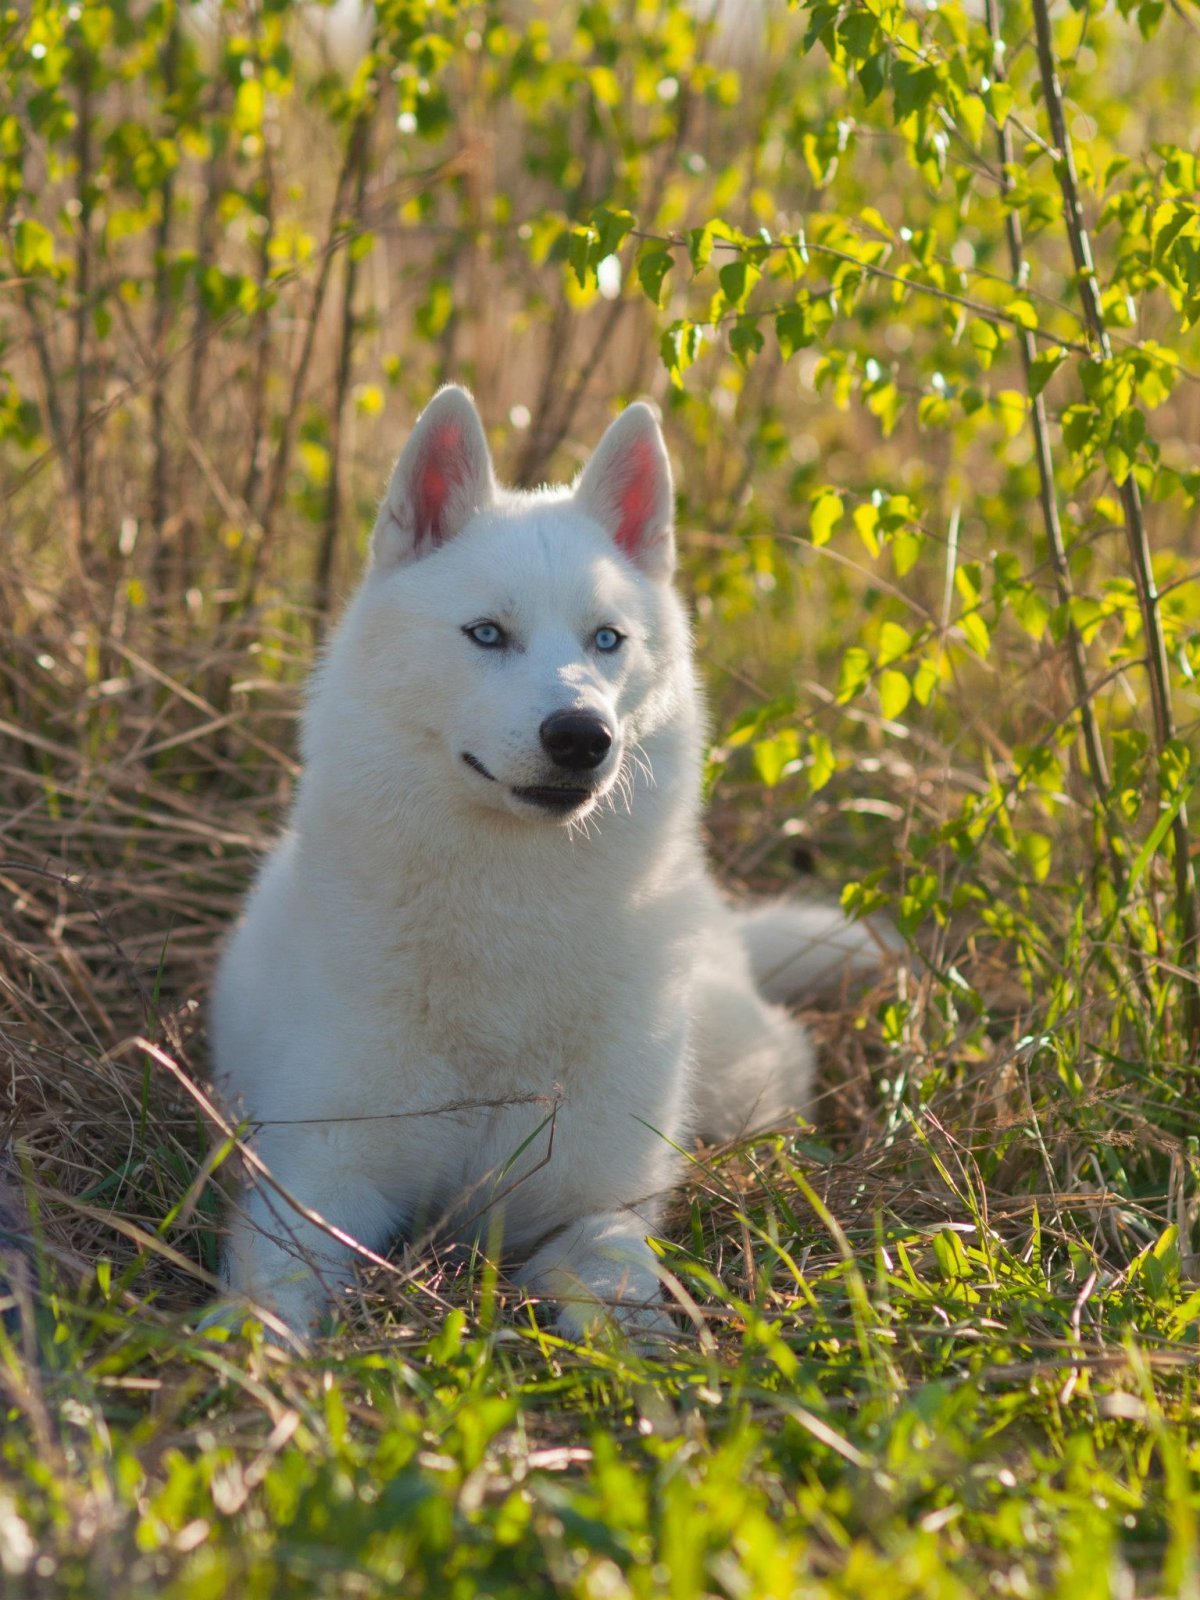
[462,753,597,817]
[509,784,593,815]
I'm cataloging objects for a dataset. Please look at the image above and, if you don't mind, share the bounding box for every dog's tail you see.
[737,899,904,1007]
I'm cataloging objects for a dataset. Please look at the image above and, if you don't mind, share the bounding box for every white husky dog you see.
[212,387,889,1338]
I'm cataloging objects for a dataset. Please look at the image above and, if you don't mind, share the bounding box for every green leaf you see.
[1159,739,1193,798]
[986,81,1014,126]
[348,229,375,264]
[956,93,986,147]
[892,530,924,577]
[865,379,902,437]
[853,502,880,556]
[807,732,836,793]
[660,321,702,387]
[892,62,941,118]
[718,259,760,310]
[775,303,814,359]
[588,65,621,107]
[1062,403,1101,456]
[729,316,764,365]
[836,646,872,703]
[592,205,634,259]
[753,728,800,787]
[415,280,453,339]
[878,621,911,664]
[1017,831,1053,882]
[638,247,674,307]
[1029,347,1068,397]
[995,389,1026,438]
[960,612,991,658]
[878,668,911,720]
[969,318,1000,369]
[13,218,55,274]
[1137,0,1165,38]
[912,655,940,706]
[234,77,265,135]
[859,52,887,105]
[567,226,593,289]
[809,489,843,547]
[688,220,737,272]
[955,563,992,657]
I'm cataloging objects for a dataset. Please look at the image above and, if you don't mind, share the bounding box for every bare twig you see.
[149,1,180,602]
[1031,0,1200,1048]
[512,14,712,486]
[983,0,1112,812]
[0,860,155,1028]
[72,43,93,553]
[247,129,371,603]
[313,111,374,625]
[241,145,277,519]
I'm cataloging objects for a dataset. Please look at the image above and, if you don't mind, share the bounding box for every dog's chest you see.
[370,876,645,1080]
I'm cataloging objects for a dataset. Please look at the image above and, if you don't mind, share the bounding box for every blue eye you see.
[464,621,505,648]
[594,627,623,653]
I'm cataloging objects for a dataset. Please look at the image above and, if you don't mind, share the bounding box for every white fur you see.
[211,388,891,1340]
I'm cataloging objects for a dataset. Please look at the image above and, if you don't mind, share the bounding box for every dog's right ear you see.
[371,387,495,570]
[573,402,675,580]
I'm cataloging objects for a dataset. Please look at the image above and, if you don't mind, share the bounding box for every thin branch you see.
[72,45,93,552]
[241,145,277,518]
[313,111,373,625]
[15,283,72,503]
[984,0,1112,810]
[149,0,180,601]
[513,14,713,486]
[249,136,364,582]
[628,227,1095,358]
[1030,0,1200,1047]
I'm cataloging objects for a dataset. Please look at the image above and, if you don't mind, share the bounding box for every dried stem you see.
[240,127,368,613]
[313,113,373,625]
[149,2,180,602]
[983,0,1111,809]
[512,39,705,488]
[241,144,277,519]
[1030,0,1200,1046]
[72,46,93,554]
[184,76,227,446]
[15,285,72,504]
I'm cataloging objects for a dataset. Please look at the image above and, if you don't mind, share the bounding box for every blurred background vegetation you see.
[4,0,1200,1591]
[6,0,1200,1171]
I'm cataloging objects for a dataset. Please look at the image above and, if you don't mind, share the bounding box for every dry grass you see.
[4,11,1200,1588]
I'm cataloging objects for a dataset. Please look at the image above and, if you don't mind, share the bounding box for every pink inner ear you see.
[614,436,661,557]
[413,420,466,546]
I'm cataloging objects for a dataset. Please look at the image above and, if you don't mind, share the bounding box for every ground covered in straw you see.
[5,0,1200,1590]
[2,597,1198,1600]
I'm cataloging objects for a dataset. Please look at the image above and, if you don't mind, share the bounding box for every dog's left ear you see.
[574,403,675,580]
[371,386,495,570]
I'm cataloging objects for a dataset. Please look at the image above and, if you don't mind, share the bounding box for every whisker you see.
[628,741,656,792]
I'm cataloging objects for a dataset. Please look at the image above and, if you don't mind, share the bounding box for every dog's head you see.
[337,387,691,827]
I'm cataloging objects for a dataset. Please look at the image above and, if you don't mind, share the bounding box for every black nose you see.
[539,710,613,771]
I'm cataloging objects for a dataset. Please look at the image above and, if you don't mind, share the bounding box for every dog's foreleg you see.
[516,1207,674,1341]
[220,1142,395,1338]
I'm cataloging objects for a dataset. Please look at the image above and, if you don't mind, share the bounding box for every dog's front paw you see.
[517,1208,676,1348]
[552,1291,677,1348]
[193,1292,315,1352]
